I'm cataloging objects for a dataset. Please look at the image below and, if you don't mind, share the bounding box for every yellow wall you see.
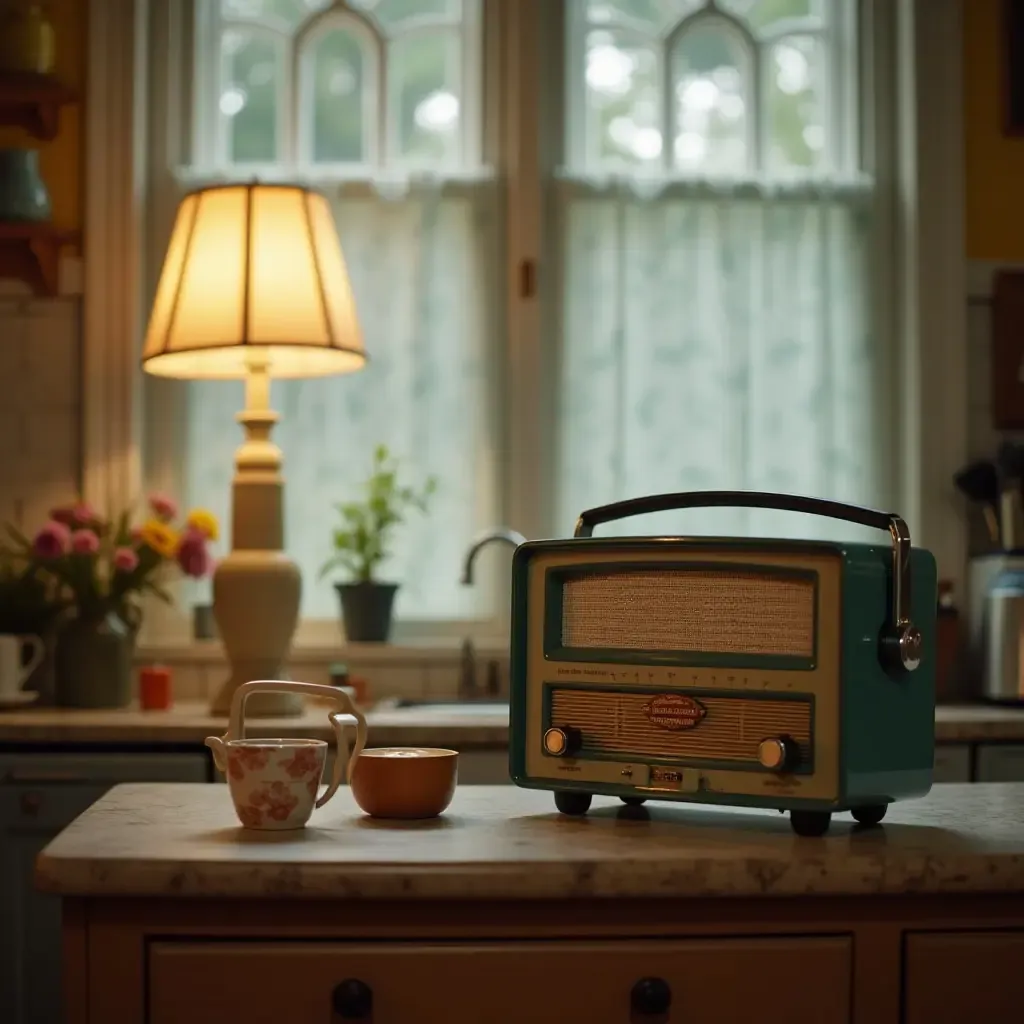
[964,0,1024,260]
[0,0,86,240]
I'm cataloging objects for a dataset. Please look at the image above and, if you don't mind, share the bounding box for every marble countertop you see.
[0,700,509,748]
[933,704,1024,741]
[0,701,1021,747]
[34,782,1024,900]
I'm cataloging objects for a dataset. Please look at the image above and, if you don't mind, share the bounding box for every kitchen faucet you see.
[460,528,527,585]
[458,527,527,699]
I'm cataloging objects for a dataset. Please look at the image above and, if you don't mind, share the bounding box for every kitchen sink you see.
[377,698,509,714]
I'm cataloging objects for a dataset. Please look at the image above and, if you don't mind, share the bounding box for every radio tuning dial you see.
[543,725,582,757]
[758,735,801,773]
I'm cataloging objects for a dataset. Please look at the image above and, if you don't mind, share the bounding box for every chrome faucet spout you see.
[460,528,528,586]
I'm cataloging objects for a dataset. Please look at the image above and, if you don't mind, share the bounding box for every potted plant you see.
[319,444,436,643]
[4,495,219,707]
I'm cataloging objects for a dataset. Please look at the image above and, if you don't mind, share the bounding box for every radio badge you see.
[642,694,707,731]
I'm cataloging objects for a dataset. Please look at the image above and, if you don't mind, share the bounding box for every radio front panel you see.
[522,547,842,803]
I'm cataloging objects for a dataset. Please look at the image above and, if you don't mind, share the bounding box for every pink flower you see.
[70,529,100,555]
[176,527,211,578]
[49,506,76,526]
[33,520,70,558]
[71,502,96,526]
[113,547,139,573]
[148,493,178,521]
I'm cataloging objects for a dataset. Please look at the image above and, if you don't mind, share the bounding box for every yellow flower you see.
[186,508,219,541]
[139,519,178,558]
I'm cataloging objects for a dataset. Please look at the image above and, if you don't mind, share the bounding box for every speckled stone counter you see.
[0,700,509,748]
[35,782,1024,901]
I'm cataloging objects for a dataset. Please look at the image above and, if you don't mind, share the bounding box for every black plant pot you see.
[335,582,398,643]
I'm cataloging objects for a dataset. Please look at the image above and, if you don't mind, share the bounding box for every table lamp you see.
[142,183,366,717]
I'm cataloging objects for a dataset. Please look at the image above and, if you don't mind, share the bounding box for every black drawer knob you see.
[333,978,373,1019]
[631,976,672,1016]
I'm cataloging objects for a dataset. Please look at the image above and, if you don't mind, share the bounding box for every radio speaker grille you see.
[549,688,812,765]
[561,569,814,657]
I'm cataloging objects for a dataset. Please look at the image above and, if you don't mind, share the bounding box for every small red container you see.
[139,665,173,710]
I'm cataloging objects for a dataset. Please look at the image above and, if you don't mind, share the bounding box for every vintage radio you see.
[509,492,937,836]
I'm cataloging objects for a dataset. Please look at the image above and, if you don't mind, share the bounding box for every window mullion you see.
[377,34,388,168]
[502,0,547,545]
[199,0,222,168]
[283,31,297,165]
[751,42,762,173]
[564,0,585,170]
[661,39,673,171]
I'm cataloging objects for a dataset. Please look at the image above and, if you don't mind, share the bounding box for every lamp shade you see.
[141,182,366,380]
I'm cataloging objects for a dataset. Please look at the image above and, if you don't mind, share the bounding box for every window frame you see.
[564,0,860,179]
[193,0,485,174]
[87,0,967,655]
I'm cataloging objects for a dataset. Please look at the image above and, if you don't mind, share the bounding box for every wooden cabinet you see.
[57,890,1024,1024]
[148,936,852,1024]
[904,931,1024,1024]
[976,744,1024,781]
[933,744,971,782]
[0,753,209,1024]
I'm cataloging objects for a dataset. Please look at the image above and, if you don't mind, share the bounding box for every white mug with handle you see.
[0,634,45,697]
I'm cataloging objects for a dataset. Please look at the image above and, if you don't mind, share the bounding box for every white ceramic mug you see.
[205,680,367,831]
[0,634,44,697]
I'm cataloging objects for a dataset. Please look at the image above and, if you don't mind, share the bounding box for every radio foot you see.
[620,796,647,807]
[790,810,832,837]
[851,804,887,826]
[554,791,592,816]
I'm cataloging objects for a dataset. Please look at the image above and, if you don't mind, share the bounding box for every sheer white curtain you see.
[554,178,887,542]
[182,179,501,621]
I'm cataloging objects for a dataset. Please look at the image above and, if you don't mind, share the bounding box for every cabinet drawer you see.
[0,751,209,783]
[149,936,852,1024]
[933,744,971,783]
[904,931,1024,1024]
[976,744,1024,782]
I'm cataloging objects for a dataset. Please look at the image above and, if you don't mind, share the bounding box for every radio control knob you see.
[758,735,801,773]
[543,726,582,757]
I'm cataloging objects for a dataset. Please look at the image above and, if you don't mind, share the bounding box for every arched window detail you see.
[668,17,755,174]
[297,16,381,165]
[572,0,845,177]
[198,0,478,172]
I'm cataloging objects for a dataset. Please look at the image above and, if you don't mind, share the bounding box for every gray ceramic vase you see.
[54,612,135,709]
[0,148,51,221]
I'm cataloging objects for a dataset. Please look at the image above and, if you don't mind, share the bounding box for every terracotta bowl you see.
[350,747,458,819]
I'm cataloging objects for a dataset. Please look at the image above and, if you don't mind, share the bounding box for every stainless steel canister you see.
[983,567,1024,702]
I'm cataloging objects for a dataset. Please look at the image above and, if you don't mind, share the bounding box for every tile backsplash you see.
[132,643,511,704]
[0,293,81,530]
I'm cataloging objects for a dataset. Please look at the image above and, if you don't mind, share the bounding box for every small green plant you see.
[319,444,437,585]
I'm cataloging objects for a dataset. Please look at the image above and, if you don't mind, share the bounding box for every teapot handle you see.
[317,707,368,808]
[206,680,368,804]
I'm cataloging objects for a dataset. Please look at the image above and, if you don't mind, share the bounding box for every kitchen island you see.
[37,783,1024,1024]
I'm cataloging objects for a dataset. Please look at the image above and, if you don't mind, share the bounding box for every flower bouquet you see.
[3,494,219,707]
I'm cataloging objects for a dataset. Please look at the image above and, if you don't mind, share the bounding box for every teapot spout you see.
[205,735,228,773]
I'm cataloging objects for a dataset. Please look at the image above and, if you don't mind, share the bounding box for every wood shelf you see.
[0,71,77,141]
[0,222,79,296]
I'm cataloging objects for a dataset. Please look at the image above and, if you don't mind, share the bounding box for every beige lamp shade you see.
[142,182,366,379]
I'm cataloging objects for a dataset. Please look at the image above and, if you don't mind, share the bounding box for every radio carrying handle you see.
[573,491,922,674]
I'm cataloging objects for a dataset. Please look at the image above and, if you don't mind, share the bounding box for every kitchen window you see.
[141,0,896,645]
